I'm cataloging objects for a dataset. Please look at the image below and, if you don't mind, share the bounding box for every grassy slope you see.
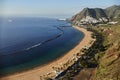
[93,22,120,80]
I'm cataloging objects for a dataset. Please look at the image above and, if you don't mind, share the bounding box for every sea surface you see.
[0,17,84,75]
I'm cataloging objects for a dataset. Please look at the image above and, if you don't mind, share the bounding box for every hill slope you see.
[105,5,120,19]
[93,23,120,80]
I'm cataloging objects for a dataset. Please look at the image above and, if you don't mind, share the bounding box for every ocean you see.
[0,17,84,75]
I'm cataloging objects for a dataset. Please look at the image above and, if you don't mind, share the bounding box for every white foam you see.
[26,43,42,50]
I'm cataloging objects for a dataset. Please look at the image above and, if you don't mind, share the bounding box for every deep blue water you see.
[0,17,84,75]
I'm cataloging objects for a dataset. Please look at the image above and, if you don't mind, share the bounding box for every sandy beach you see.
[0,26,94,80]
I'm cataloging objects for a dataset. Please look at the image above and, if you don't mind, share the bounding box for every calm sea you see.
[0,17,84,75]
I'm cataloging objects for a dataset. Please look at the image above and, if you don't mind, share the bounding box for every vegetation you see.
[55,26,105,80]
[93,23,120,80]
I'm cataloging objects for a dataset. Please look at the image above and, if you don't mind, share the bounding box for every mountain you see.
[105,5,120,19]
[71,5,120,25]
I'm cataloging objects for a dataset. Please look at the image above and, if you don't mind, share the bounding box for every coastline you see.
[0,26,94,80]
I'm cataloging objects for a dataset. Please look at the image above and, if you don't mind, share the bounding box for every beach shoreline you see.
[0,26,94,80]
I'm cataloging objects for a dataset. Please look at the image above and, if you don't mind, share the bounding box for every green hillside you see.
[93,23,120,80]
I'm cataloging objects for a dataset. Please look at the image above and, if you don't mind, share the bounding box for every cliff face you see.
[71,5,120,25]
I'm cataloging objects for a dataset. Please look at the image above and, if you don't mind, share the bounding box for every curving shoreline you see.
[0,26,93,80]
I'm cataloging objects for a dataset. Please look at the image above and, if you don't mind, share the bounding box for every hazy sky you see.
[0,0,120,18]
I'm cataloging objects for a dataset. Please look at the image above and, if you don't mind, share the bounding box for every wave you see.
[25,27,64,51]
[0,26,64,56]
[26,43,42,50]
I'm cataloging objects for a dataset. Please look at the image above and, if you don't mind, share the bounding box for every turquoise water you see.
[0,17,84,75]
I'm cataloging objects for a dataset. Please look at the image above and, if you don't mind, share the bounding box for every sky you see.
[0,0,120,18]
